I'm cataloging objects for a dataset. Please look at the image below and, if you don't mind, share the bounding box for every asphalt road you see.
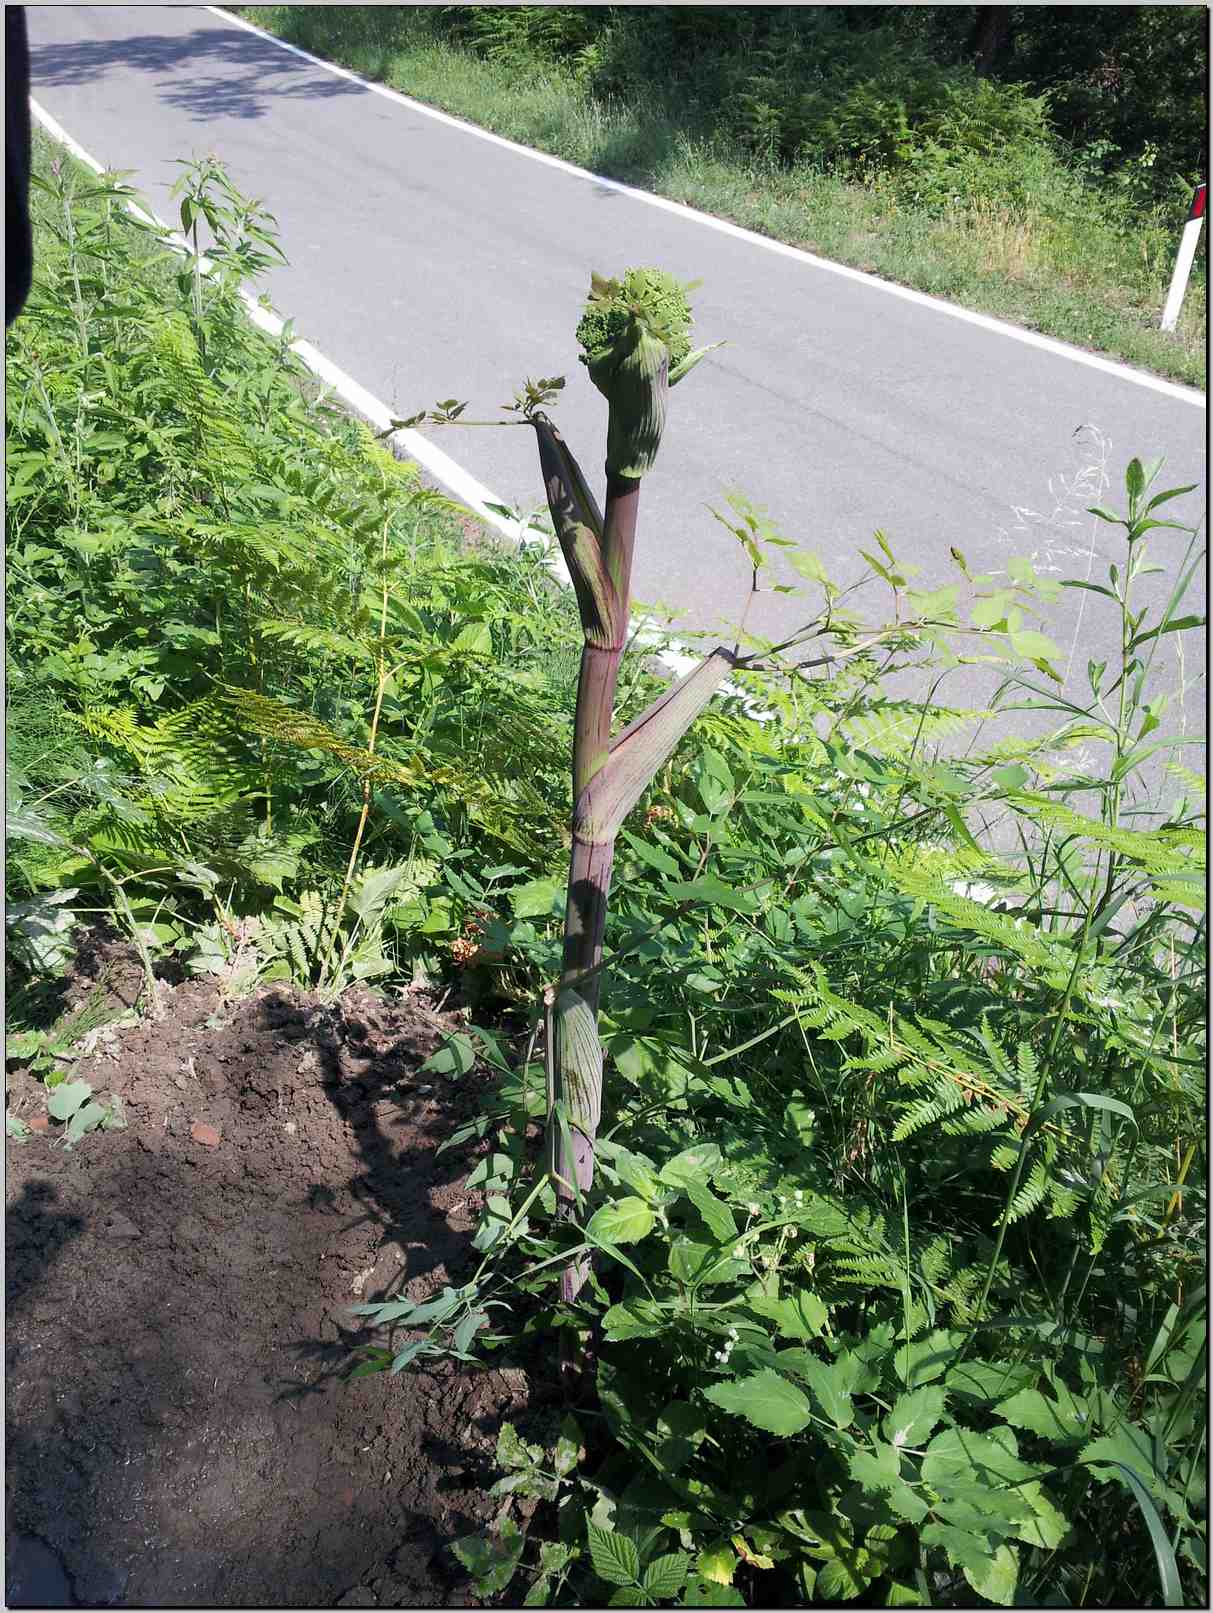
[26,6,1207,755]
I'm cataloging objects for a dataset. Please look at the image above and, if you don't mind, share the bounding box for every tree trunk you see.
[969,5,1014,76]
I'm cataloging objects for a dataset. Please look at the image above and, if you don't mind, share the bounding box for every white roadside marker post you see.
[1161,182,1206,332]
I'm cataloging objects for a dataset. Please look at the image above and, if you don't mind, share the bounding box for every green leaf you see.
[797,1354,855,1429]
[682,1580,744,1607]
[587,1523,640,1587]
[587,1196,655,1245]
[554,1417,583,1476]
[695,749,735,815]
[1009,628,1060,664]
[686,1178,737,1242]
[522,1574,550,1606]
[659,1144,722,1188]
[750,1291,828,1340]
[644,1553,689,1598]
[704,1369,812,1436]
[1082,1453,1184,1606]
[948,1360,1036,1403]
[419,1034,475,1077]
[1011,1482,1070,1551]
[63,1100,108,1147]
[921,1523,1000,1576]
[848,1440,902,1493]
[46,1080,93,1121]
[922,1425,1035,1495]
[696,1543,737,1585]
[1081,1424,1172,1507]
[994,1386,1087,1442]
[663,877,759,914]
[603,1299,667,1341]
[451,1522,525,1597]
[512,878,563,919]
[668,1238,747,1286]
[895,1328,960,1387]
[816,1552,876,1600]
[5,807,69,847]
[884,1385,948,1449]
[964,1542,1018,1606]
[612,1147,663,1201]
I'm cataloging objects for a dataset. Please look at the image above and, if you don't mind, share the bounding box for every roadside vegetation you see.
[229,4,1206,389]
[5,131,1207,1608]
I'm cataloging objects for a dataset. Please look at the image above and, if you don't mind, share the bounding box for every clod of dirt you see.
[6,969,530,1608]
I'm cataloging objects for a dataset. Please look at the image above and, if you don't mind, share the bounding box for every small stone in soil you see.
[190,1121,222,1148]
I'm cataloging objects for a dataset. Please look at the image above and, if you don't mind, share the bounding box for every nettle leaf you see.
[884,1385,948,1449]
[586,1196,655,1245]
[704,1369,812,1436]
[587,1523,640,1587]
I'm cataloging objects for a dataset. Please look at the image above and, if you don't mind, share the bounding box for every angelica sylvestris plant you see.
[401,266,1076,1311]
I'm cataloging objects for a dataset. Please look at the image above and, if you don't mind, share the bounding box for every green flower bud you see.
[576,268,698,479]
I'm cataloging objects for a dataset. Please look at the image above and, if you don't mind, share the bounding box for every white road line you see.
[209,3,1206,410]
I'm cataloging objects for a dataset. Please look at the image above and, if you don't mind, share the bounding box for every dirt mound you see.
[6,972,529,1607]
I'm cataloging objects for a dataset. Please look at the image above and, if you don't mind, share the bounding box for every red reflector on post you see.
[1191,184,1207,222]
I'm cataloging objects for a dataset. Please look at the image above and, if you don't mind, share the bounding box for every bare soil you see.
[5,951,536,1608]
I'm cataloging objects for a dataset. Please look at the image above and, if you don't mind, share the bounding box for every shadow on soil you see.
[4,977,523,1607]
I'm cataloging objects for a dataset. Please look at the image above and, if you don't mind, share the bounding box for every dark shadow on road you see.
[29,22,367,122]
